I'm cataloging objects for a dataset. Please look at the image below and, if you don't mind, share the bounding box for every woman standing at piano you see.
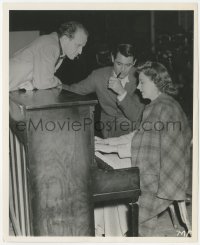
[95,61,192,236]
[9,21,88,91]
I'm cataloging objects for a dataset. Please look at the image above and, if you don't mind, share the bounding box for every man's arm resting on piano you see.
[62,84,70,90]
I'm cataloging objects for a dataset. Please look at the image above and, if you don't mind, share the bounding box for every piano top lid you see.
[9,88,98,110]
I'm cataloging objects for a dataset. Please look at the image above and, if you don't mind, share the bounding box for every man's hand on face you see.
[108,76,126,95]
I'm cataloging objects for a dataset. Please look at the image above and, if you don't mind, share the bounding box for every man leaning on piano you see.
[10,22,191,237]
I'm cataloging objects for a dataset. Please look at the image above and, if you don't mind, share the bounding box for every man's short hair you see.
[57,21,89,38]
[112,44,135,59]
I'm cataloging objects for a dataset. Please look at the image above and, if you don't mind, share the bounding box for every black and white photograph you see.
[2,2,198,243]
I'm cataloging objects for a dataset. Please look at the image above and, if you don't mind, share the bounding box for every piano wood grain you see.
[9,88,97,236]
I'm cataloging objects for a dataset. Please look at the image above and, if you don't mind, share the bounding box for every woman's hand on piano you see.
[95,143,117,153]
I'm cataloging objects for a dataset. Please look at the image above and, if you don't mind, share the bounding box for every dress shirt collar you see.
[113,71,129,88]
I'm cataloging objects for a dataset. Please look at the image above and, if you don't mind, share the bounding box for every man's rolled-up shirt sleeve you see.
[33,44,61,89]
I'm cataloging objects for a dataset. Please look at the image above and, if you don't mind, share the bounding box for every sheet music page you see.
[95,151,131,169]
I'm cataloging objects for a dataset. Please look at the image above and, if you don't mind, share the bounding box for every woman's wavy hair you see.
[137,61,178,96]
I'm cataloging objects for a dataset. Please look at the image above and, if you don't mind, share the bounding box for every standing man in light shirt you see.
[63,44,145,138]
[9,21,88,91]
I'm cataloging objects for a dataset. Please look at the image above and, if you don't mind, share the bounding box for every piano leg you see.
[129,202,139,237]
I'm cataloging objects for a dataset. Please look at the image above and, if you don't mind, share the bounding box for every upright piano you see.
[9,88,98,236]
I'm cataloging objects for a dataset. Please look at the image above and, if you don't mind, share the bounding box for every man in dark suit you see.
[62,44,144,138]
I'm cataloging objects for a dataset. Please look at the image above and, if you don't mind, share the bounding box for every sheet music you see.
[95,151,131,170]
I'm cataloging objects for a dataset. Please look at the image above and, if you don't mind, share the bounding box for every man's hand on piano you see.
[61,84,71,90]
[95,143,117,153]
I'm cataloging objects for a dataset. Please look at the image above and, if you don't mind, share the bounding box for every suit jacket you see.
[9,32,62,91]
[65,66,145,137]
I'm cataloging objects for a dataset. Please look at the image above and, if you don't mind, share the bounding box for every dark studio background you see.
[9,10,194,125]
